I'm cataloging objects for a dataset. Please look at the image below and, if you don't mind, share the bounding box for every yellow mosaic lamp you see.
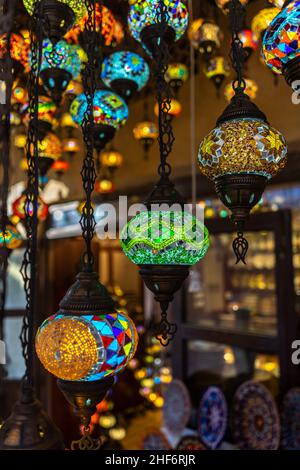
[204,56,230,94]
[100,149,123,171]
[133,120,158,159]
[198,87,287,263]
[251,7,280,41]
[197,21,223,58]
[224,78,258,101]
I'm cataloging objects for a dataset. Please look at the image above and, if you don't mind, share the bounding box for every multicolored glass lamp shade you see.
[0,32,31,73]
[224,78,258,101]
[23,0,86,42]
[165,63,189,94]
[238,29,258,59]
[36,310,137,382]
[60,111,78,130]
[65,80,84,101]
[204,56,230,92]
[34,270,138,427]
[198,91,287,262]
[70,90,129,151]
[262,1,300,85]
[154,98,182,118]
[100,150,123,171]
[38,39,81,104]
[12,194,49,222]
[198,21,223,58]
[128,0,189,54]
[65,4,121,50]
[120,211,209,266]
[0,223,22,250]
[251,7,280,40]
[133,121,159,158]
[102,51,150,101]
[21,95,57,138]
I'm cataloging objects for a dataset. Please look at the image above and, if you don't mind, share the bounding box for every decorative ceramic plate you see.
[176,436,207,451]
[232,380,280,450]
[142,429,171,451]
[198,386,227,449]
[163,379,192,435]
[281,387,300,449]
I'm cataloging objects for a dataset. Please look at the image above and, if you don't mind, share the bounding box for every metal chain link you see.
[229,0,246,93]
[154,0,174,177]
[20,1,43,394]
[80,0,98,272]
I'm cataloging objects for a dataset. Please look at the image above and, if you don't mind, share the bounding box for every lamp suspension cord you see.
[20,0,44,399]
[80,0,98,273]
[229,0,246,94]
[155,0,174,179]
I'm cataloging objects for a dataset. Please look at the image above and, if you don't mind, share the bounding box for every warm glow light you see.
[188,18,204,49]
[12,194,48,221]
[0,224,22,250]
[95,179,115,194]
[251,7,280,40]
[133,121,158,141]
[224,78,258,101]
[100,150,123,169]
[52,160,70,173]
[62,138,80,155]
[38,133,62,161]
[198,119,287,180]
[14,133,27,149]
[35,311,138,381]
[154,98,182,118]
[99,414,117,429]
[60,112,78,129]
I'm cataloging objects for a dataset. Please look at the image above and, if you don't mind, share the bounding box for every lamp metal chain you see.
[155,0,174,178]
[80,0,98,273]
[20,1,43,397]
[229,0,246,94]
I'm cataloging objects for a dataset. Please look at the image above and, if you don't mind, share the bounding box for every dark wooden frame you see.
[171,209,299,393]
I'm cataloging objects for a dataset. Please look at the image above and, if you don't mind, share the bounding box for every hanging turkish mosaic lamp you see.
[198,0,287,264]
[37,131,63,178]
[165,63,189,95]
[95,177,115,195]
[262,1,300,87]
[238,29,258,60]
[0,32,30,75]
[133,120,159,159]
[62,136,80,159]
[251,7,280,41]
[11,80,28,110]
[70,89,129,152]
[224,77,258,101]
[123,1,209,346]
[128,0,189,55]
[51,158,70,177]
[39,39,82,104]
[21,95,57,139]
[197,21,223,58]
[100,149,124,174]
[65,4,120,52]
[12,194,49,222]
[23,0,87,43]
[102,51,150,101]
[204,56,230,95]
[34,1,138,448]
[0,221,22,250]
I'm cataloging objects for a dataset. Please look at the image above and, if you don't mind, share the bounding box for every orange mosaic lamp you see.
[12,194,49,222]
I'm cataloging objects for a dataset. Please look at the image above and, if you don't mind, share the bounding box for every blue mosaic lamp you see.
[262,0,300,86]
[70,89,129,151]
[128,0,189,55]
[39,39,82,104]
[102,51,150,100]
